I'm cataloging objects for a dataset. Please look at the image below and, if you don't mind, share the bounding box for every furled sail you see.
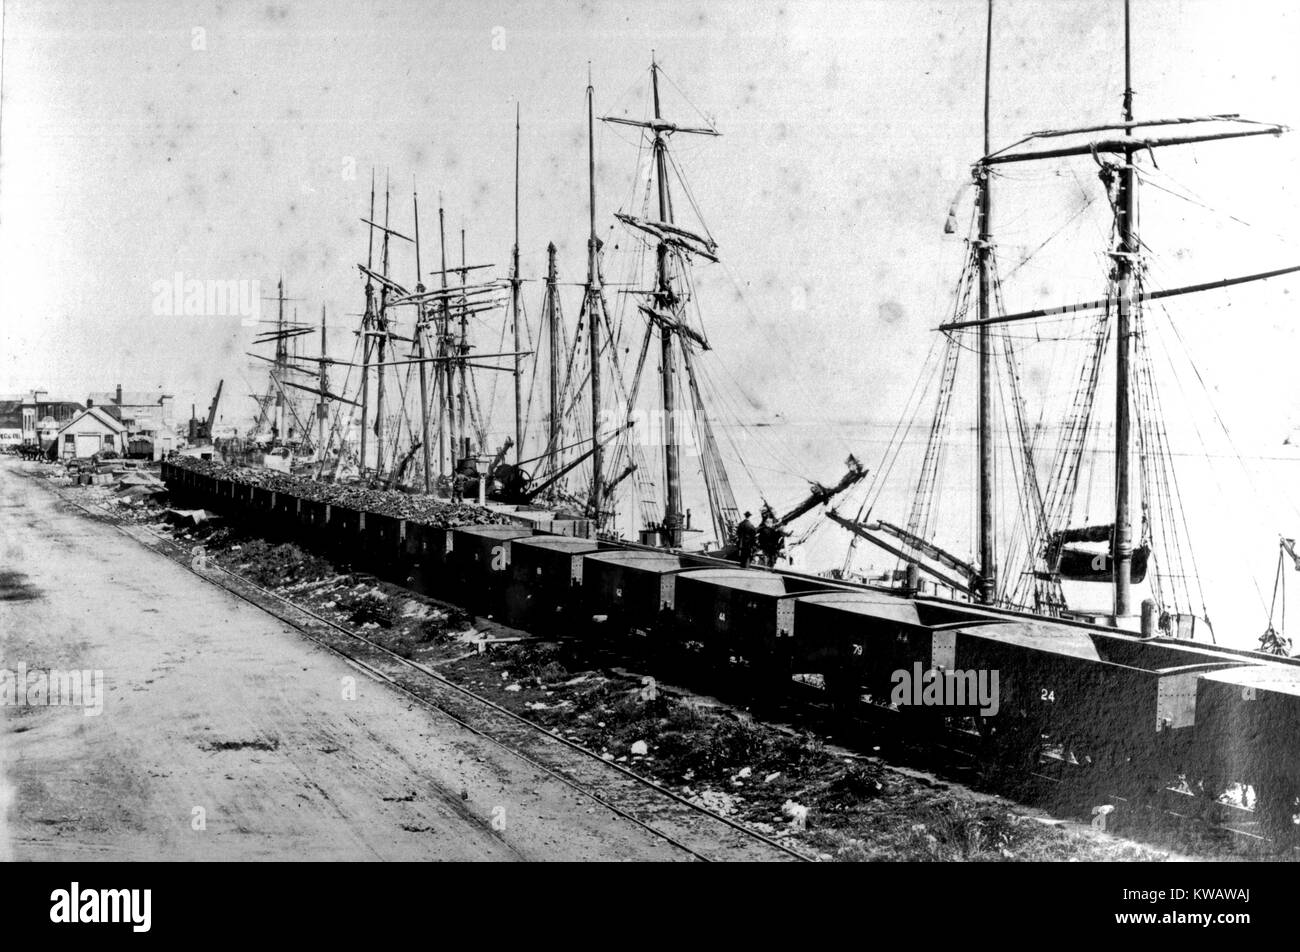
[1045,524,1150,583]
[614,213,719,262]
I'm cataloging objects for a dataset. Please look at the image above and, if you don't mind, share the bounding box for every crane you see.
[189,380,224,443]
[385,440,423,490]
[490,426,631,505]
[205,380,223,437]
[825,511,978,596]
[765,455,867,530]
[701,456,867,564]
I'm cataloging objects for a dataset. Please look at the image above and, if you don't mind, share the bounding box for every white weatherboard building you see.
[54,407,128,459]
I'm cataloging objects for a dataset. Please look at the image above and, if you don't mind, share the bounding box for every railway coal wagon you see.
[580,549,709,637]
[447,524,535,613]
[326,503,367,562]
[270,486,301,534]
[227,478,253,508]
[504,535,606,632]
[789,591,1004,713]
[214,474,237,508]
[361,512,406,577]
[157,460,1300,845]
[670,569,847,689]
[250,484,277,519]
[951,620,1254,791]
[399,521,452,598]
[1191,662,1300,841]
[296,497,332,549]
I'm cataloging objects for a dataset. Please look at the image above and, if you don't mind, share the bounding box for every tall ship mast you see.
[589,58,866,549]
[599,58,742,548]
[242,62,864,556]
[830,0,1297,639]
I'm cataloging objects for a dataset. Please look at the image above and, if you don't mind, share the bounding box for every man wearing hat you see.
[735,510,758,568]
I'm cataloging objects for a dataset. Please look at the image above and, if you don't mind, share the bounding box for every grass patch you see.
[495,642,572,685]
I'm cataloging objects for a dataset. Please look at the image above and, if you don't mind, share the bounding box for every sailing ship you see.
[263,60,865,554]
[827,0,1297,642]
[592,58,866,550]
[227,6,1293,646]
[245,278,326,471]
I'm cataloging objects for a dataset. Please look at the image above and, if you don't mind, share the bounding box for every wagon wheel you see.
[706,634,736,676]
[746,652,793,707]
[975,711,1042,793]
[1080,738,1157,794]
[1057,737,1113,800]
[644,611,685,675]
[822,669,862,718]
[1188,765,1231,823]
[898,706,950,753]
[1257,779,1300,850]
[1121,761,1168,807]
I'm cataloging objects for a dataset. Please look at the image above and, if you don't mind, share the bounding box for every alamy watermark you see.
[890,663,999,717]
[50,883,151,932]
[0,663,104,717]
[151,272,261,326]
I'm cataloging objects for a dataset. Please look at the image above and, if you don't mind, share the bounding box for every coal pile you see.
[170,457,514,528]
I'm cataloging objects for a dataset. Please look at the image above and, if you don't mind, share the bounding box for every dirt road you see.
[0,460,687,860]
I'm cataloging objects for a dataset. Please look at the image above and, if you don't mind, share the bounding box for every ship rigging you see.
[825,0,1297,641]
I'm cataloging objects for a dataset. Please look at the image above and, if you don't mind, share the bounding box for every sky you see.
[3,0,1298,638]
[2,0,1296,429]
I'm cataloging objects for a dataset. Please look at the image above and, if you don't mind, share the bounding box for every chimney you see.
[115,383,123,404]
[87,398,94,408]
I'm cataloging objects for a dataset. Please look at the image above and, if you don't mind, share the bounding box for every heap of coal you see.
[171,457,515,528]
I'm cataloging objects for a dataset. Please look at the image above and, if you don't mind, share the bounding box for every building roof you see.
[19,391,81,406]
[56,406,129,437]
[87,391,171,408]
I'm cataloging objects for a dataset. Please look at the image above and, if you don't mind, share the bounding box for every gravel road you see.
[0,460,687,861]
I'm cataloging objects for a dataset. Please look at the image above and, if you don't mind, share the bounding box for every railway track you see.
[38,467,1287,859]
[43,474,811,863]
